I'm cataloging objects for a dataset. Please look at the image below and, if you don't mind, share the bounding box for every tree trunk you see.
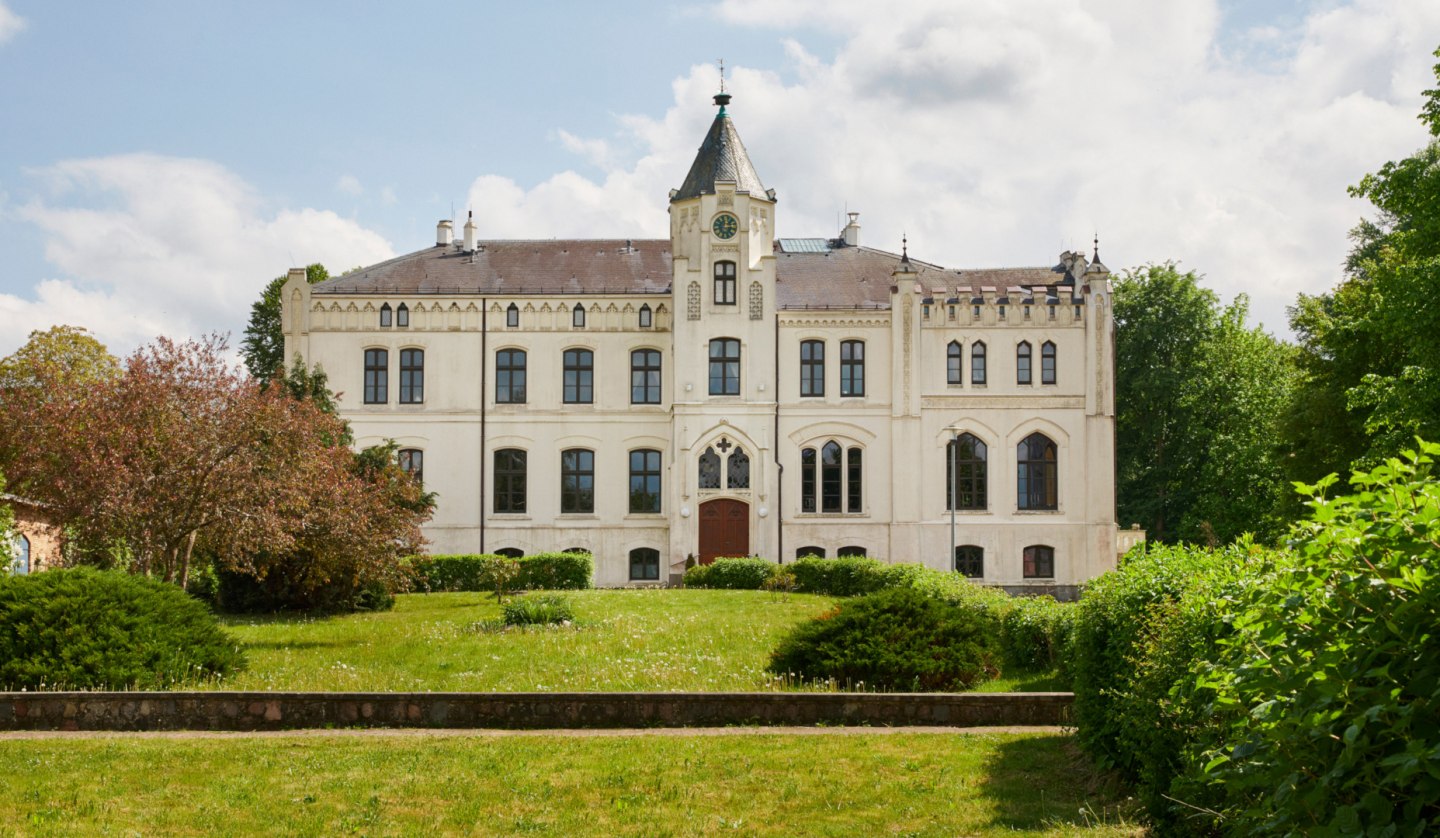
[179,531,197,590]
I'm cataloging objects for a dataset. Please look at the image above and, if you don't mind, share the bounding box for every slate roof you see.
[672,108,767,201]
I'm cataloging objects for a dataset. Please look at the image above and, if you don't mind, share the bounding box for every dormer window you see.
[396,303,409,328]
[379,303,392,328]
[638,304,652,328]
[573,303,586,328]
[506,303,519,328]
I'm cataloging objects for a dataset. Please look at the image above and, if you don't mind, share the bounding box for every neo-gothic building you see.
[281,93,1136,597]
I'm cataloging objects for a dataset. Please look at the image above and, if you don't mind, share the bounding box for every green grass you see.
[0,732,1142,836]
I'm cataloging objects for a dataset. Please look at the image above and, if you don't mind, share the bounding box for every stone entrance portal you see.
[698,498,749,563]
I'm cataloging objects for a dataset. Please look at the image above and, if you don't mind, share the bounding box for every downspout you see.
[774,311,784,564]
[479,296,487,554]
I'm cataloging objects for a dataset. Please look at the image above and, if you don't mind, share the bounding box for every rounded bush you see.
[767,587,1000,691]
[683,557,776,590]
[0,568,246,690]
[503,594,575,626]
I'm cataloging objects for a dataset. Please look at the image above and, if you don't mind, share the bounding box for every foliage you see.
[213,568,395,614]
[0,567,245,689]
[410,553,593,593]
[789,556,892,595]
[1198,441,1440,835]
[241,263,329,382]
[0,325,119,394]
[682,557,777,589]
[1114,264,1297,543]
[768,587,1000,691]
[763,567,798,598]
[0,469,13,567]
[502,593,575,626]
[997,596,1076,673]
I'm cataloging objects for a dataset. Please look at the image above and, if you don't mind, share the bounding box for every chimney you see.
[842,212,861,247]
[436,219,453,247]
[463,211,477,252]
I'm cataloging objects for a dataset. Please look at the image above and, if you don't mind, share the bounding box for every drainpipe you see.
[774,312,784,564]
[480,297,488,554]
[950,428,958,568]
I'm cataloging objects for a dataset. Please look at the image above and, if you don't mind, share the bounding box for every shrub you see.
[503,594,575,626]
[214,565,397,614]
[0,567,246,689]
[516,552,592,590]
[789,556,890,596]
[683,557,776,590]
[998,595,1075,672]
[768,587,1000,691]
[410,553,593,593]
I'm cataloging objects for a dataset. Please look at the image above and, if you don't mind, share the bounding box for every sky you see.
[1,0,1439,357]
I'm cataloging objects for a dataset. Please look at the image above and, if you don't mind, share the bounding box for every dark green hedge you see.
[411,553,593,592]
[0,567,246,690]
[682,557,776,590]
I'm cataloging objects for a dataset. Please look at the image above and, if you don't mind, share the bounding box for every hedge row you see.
[409,553,592,592]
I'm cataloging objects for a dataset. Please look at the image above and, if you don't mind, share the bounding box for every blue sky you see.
[2,1,1438,355]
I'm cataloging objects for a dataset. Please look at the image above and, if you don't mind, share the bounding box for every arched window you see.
[11,535,30,574]
[494,449,527,513]
[496,349,526,404]
[638,303,653,328]
[506,303,519,328]
[971,341,987,385]
[560,448,595,513]
[800,340,825,397]
[398,448,423,485]
[801,441,862,513]
[379,303,393,328]
[1023,545,1055,578]
[727,448,750,489]
[714,261,736,305]
[563,348,594,404]
[399,348,424,403]
[630,547,660,581]
[1017,433,1058,510]
[563,547,590,555]
[946,433,987,511]
[1016,341,1032,385]
[796,546,825,559]
[947,341,963,385]
[837,546,867,558]
[1041,341,1057,384]
[800,447,817,512]
[496,547,524,559]
[396,303,409,328]
[629,448,662,513]
[840,340,865,397]
[363,348,388,404]
[572,303,586,328]
[709,338,740,395]
[631,349,661,405]
[955,545,983,578]
[698,447,721,489]
[821,441,843,512]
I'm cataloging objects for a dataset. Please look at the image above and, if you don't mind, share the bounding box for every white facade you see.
[281,96,1123,597]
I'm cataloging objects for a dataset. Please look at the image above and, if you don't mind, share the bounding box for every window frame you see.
[946,433,988,511]
[713,261,737,305]
[839,340,865,397]
[506,303,519,328]
[398,448,423,485]
[708,338,740,395]
[398,348,425,404]
[1023,545,1055,578]
[1017,432,1059,511]
[801,441,863,514]
[363,348,388,404]
[837,546,867,558]
[572,303,586,328]
[638,304,652,328]
[495,348,527,404]
[563,348,594,404]
[971,341,987,385]
[799,339,825,397]
[629,547,661,581]
[1016,341,1032,385]
[947,341,963,385]
[396,303,409,328]
[630,349,662,405]
[379,303,392,328]
[628,448,662,514]
[560,448,595,514]
[796,546,825,559]
[493,448,527,514]
[1041,341,1056,385]
[955,545,984,578]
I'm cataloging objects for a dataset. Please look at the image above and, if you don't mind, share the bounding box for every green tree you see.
[1114,264,1296,544]
[0,468,15,570]
[241,263,329,382]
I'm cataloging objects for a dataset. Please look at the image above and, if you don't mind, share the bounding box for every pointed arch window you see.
[1041,341,1057,384]
[955,545,984,578]
[572,304,586,328]
[379,303,393,328]
[971,341,987,385]
[638,303,653,328]
[506,303,519,328]
[11,534,30,574]
[947,341,963,385]
[1017,433,1058,510]
[699,440,749,491]
[714,261,736,305]
[1017,341,1032,385]
[698,447,721,489]
[800,441,863,513]
[946,433,987,511]
[727,448,750,489]
[396,303,409,328]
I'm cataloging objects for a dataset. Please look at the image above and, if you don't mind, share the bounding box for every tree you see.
[1114,264,1296,544]
[0,468,15,569]
[241,263,329,382]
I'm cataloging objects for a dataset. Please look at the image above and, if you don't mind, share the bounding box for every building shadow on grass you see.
[978,732,1146,834]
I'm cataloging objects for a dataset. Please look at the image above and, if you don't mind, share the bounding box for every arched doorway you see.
[11,535,30,575]
[698,499,748,564]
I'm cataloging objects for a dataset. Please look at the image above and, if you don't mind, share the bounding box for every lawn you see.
[214,589,1065,693]
[0,731,1142,836]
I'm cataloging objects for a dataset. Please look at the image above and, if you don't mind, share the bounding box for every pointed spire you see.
[1086,232,1109,276]
[672,90,766,202]
[901,233,910,266]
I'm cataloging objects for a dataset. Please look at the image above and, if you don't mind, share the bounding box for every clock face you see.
[712,213,739,240]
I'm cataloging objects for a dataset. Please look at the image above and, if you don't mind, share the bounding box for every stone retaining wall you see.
[0,691,1073,732]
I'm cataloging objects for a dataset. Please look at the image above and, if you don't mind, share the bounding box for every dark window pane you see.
[1017,433,1057,510]
[955,545,984,578]
[561,448,594,513]
[506,304,519,328]
[727,447,750,489]
[364,348,388,404]
[971,341,987,385]
[947,341,962,384]
[1023,545,1055,578]
[496,349,527,404]
[399,348,424,403]
[947,433,988,510]
[1017,342,1032,385]
[800,340,825,397]
[563,348,593,404]
[840,340,865,396]
[846,447,862,512]
[1041,341,1056,384]
[821,441,842,513]
[494,449,527,513]
[379,304,392,328]
[698,447,721,489]
[837,546,866,557]
[629,449,661,513]
[398,448,423,485]
[708,339,740,395]
[629,547,660,581]
[801,447,816,512]
[631,349,661,404]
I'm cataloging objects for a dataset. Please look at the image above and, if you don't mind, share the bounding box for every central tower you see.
[668,92,779,565]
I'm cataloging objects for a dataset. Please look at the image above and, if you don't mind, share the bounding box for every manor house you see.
[280,93,1131,597]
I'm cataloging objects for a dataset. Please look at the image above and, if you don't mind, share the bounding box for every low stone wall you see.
[0,691,1073,732]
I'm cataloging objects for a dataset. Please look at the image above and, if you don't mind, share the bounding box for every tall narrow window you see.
[398,448,423,485]
[709,338,740,395]
[506,303,519,328]
[840,340,865,397]
[727,448,750,489]
[800,340,825,397]
[801,447,817,512]
[698,447,721,489]
[802,442,863,514]
[629,547,660,581]
[396,303,409,328]
[946,433,988,510]
[971,341,987,385]
[846,447,863,512]
[1016,341,1032,385]
[560,449,594,513]
[571,303,586,328]
[379,303,392,328]
[1041,341,1056,384]
[494,449,527,513]
[955,545,984,578]
[363,348,388,404]
[399,348,424,403]
[1023,545,1055,578]
[496,349,527,404]
[821,441,843,513]
[638,304,652,328]
[629,449,661,513]
[714,261,736,305]
[947,341,963,385]
[1017,433,1058,511]
[563,348,594,404]
[631,349,661,405]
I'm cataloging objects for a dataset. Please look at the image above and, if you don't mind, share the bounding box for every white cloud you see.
[335,174,364,196]
[0,2,24,44]
[459,0,1440,335]
[1,154,393,356]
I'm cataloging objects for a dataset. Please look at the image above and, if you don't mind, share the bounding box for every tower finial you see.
[718,58,725,93]
[713,58,731,114]
[901,232,910,265]
[1092,232,1099,263]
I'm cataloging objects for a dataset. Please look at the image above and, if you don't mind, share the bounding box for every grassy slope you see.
[0,732,1142,836]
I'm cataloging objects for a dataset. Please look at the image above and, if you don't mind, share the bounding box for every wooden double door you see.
[698,499,749,564]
